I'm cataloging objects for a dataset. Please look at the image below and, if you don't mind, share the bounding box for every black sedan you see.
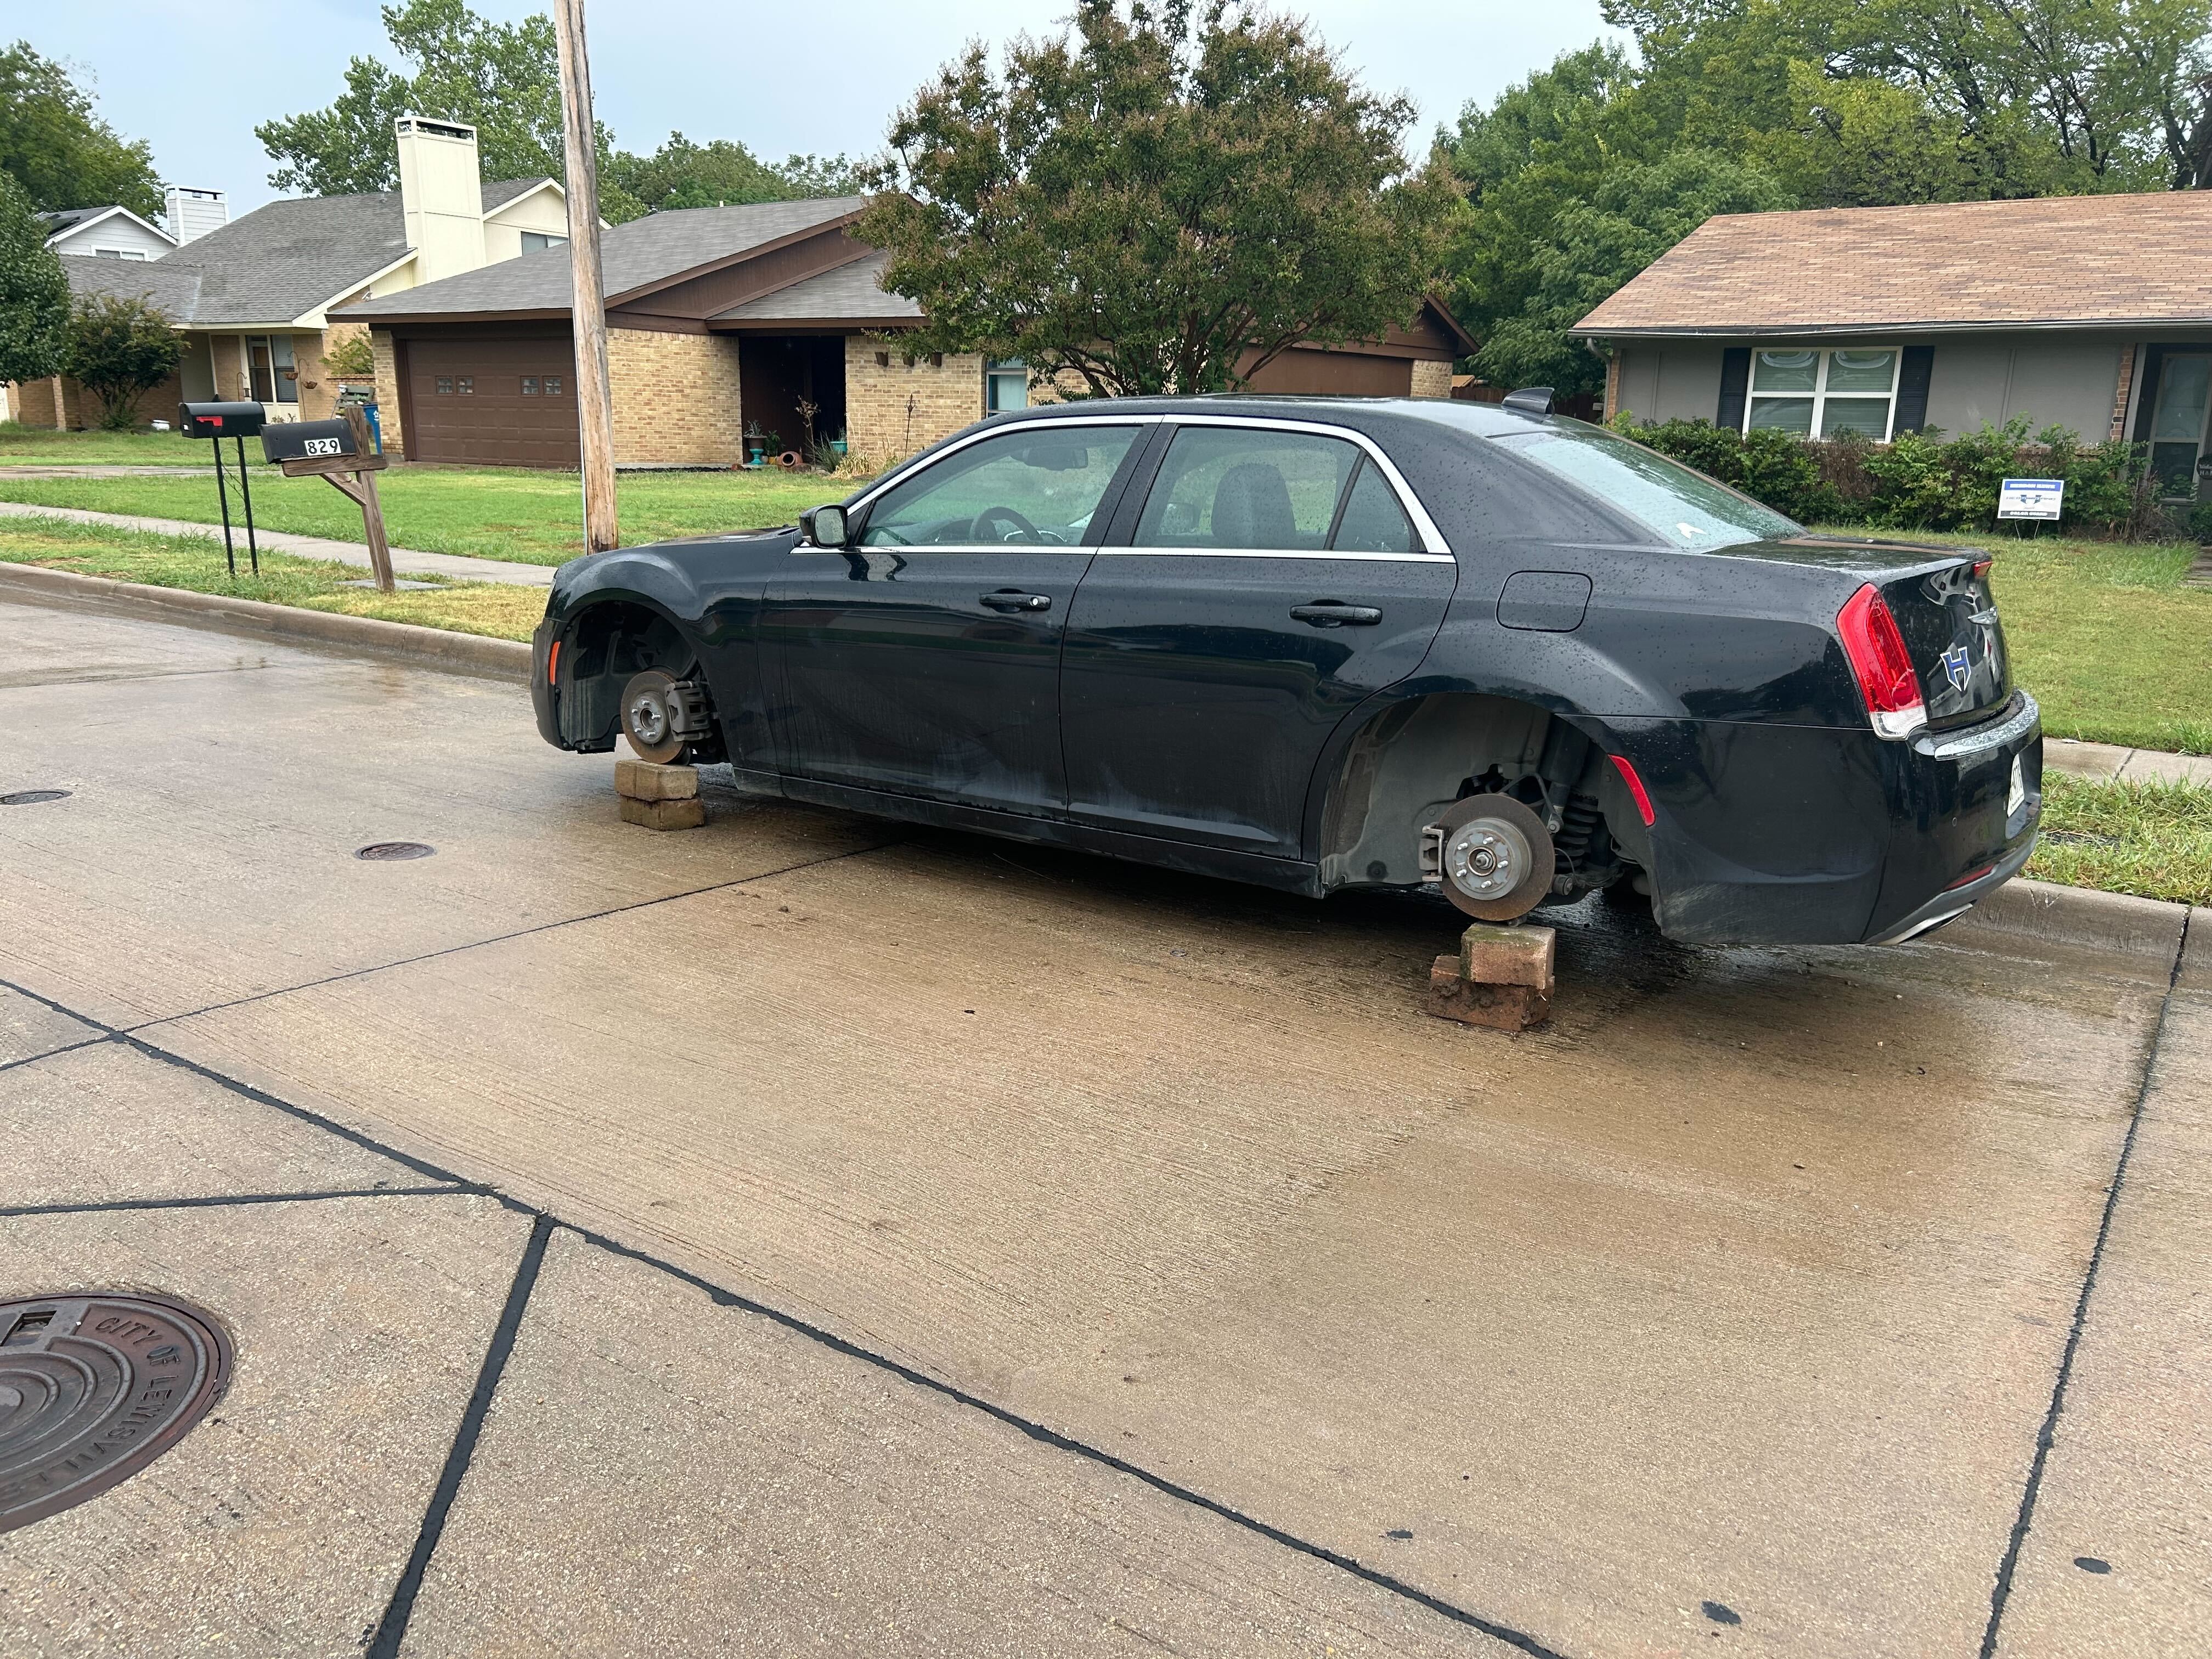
[531,396,2041,947]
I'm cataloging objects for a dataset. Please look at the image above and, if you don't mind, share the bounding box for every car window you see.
[1133,427,1361,550]
[1331,459,1414,554]
[860,425,1140,548]
[1491,426,1801,550]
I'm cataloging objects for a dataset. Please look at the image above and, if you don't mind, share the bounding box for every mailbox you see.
[178,400,267,439]
[261,418,358,464]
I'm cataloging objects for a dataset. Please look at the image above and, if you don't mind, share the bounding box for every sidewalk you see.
[2045,737,2212,787]
[0,500,554,588]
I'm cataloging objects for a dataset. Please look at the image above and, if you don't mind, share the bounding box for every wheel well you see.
[554,601,697,752]
[1316,692,1647,896]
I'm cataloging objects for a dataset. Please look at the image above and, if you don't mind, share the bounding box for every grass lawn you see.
[0,460,863,565]
[0,514,541,641]
[2029,774,2212,906]
[0,422,269,468]
[1810,526,2212,755]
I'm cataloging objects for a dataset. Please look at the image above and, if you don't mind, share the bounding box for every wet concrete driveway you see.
[1,595,2204,1658]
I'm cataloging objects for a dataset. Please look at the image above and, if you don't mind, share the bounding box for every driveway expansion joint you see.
[0,1184,477,1220]
[1977,907,2193,1659]
[4,969,1576,1659]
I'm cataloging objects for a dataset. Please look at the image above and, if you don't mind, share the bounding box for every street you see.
[1,592,2204,1658]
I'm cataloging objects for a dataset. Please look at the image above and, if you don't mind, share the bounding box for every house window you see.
[521,377,539,395]
[436,376,454,394]
[247,335,299,404]
[1747,347,1899,441]
[522,232,568,255]
[986,359,1028,413]
[2148,353,2211,499]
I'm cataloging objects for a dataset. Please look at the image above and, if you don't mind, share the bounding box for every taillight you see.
[1837,583,1925,740]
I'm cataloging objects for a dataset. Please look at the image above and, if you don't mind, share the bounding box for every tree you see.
[255,0,640,210]
[1477,149,1792,400]
[0,170,67,385]
[608,134,861,212]
[0,42,163,221]
[855,0,1460,397]
[64,291,182,429]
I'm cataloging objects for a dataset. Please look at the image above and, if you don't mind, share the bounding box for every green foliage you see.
[1449,2,2212,381]
[0,42,163,221]
[323,331,376,379]
[259,1,859,223]
[2190,503,2212,543]
[606,134,859,213]
[63,291,183,430]
[1605,414,1843,522]
[0,170,68,385]
[1615,411,2170,538]
[857,0,1460,398]
[1476,149,1791,398]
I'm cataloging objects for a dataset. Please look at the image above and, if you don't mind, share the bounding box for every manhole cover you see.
[354,841,435,861]
[1,790,70,806]
[1,1293,232,1532]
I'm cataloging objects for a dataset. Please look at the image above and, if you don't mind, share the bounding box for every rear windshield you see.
[1493,426,1801,550]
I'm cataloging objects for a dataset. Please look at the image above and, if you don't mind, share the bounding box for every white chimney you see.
[394,114,487,285]
[165,187,227,245]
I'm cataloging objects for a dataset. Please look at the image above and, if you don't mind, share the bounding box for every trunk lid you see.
[1726,537,2014,730]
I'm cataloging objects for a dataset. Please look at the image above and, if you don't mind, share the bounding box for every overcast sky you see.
[23,1,1624,215]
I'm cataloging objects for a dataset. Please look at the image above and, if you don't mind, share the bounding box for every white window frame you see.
[1745,345,1901,443]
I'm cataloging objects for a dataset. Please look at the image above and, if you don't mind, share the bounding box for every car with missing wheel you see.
[532,393,2041,946]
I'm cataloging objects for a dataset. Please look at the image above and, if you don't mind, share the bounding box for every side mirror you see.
[801,504,849,547]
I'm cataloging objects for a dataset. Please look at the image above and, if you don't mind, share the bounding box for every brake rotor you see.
[621,669,685,765]
[1430,793,1556,922]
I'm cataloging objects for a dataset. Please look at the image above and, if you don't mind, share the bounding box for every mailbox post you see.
[178,400,267,577]
[263,408,395,591]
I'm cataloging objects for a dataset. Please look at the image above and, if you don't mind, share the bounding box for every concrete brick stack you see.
[1426,922,1555,1030]
[615,758,706,830]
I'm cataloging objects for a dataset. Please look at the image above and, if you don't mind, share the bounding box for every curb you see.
[0,561,531,682]
[1944,876,2192,967]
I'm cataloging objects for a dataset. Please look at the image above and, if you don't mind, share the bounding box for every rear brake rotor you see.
[1430,794,1556,922]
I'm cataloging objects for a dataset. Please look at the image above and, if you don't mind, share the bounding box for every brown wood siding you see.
[403,331,580,469]
[1240,348,1412,398]
[615,228,875,328]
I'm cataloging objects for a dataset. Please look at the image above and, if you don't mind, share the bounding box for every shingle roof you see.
[1572,191,2212,337]
[338,196,866,319]
[38,206,109,232]
[134,180,552,326]
[714,248,921,323]
[60,254,206,319]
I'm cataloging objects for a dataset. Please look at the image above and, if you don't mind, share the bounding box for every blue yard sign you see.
[1997,477,2064,521]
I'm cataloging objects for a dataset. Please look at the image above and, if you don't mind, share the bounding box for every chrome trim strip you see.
[1156,413,1451,555]
[1092,548,1455,564]
[1911,690,2040,759]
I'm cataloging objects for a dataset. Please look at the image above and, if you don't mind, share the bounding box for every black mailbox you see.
[261,418,358,464]
[178,400,267,439]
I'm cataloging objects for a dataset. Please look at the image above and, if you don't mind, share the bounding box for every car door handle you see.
[1291,602,1383,627]
[980,591,1051,612]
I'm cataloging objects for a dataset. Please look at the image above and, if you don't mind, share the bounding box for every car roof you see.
[985,394,1558,440]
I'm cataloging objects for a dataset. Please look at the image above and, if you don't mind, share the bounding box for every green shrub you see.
[1609,410,2168,540]
[2189,503,2212,544]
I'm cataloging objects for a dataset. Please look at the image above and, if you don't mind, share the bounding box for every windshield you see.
[1493,426,1801,550]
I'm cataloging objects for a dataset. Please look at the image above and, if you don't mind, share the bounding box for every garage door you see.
[403,334,580,468]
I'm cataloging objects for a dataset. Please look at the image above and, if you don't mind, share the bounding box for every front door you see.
[761,420,1148,817]
[2149,353,2212,500]
[1059,421,1458,859]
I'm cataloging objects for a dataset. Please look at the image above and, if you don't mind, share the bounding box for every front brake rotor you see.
[620,669,685,765]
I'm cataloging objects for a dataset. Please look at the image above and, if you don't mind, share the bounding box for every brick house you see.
[12,116,572,432]
[1571,191,2212,505]
[336,198,1473,469]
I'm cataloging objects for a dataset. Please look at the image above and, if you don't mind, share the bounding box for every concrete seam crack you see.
[0,1185,472,1219]
[1978,907,2192,1659]
[365,1211,555,1659]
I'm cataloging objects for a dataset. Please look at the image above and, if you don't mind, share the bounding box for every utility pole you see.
[553,0,617,552]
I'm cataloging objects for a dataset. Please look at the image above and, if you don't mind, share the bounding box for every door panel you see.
[1060,426,1457,858]
[760,422,1146,816]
